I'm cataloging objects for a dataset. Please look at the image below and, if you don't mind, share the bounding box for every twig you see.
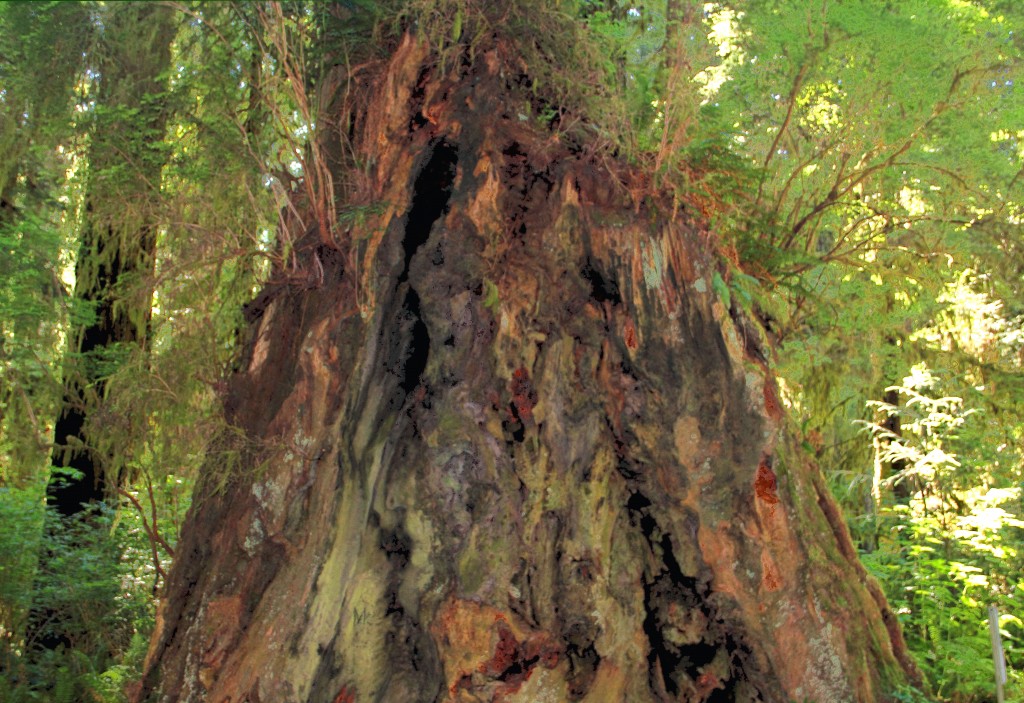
[118,487,174,588]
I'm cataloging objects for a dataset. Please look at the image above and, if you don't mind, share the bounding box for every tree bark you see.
[138,33,919,703]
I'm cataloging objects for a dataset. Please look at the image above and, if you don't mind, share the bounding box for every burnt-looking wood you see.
[137,34,918,703]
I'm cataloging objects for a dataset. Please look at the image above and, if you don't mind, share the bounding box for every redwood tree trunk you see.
[47,3,174,517]
[138,34,919,703]
[29,3,175,655]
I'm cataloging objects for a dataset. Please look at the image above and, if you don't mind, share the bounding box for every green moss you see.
[457,539,486,592]
[482,279,500,311]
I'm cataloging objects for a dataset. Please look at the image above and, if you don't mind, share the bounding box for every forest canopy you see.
[0,1,1022,701]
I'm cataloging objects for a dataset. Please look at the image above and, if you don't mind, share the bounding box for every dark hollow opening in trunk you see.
[580,256,622,305]
[396,138,458,396]
[400,139,458,281]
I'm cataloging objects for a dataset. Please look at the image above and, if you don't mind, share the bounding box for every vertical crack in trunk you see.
[343,138,459,703]
[401,139,458,281]
[398,289,430,396]
[580,256,623,306]
[626,484,765,702]
[396,139,458,396]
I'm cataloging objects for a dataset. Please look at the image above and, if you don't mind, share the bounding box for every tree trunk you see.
[29,2,175,653]
[138,34,919,703]
[47,2,174,516]
[879,383,912,503]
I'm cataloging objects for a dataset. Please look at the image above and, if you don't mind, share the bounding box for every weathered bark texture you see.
[138,35,919,703]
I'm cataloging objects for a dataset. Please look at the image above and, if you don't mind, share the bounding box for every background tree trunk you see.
[47,2,175,517]
[29,2,175,653]
[138,34,919,703]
